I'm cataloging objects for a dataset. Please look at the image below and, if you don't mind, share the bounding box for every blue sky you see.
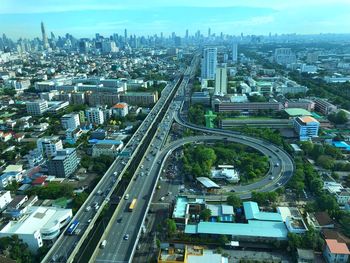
[1,0,350,39]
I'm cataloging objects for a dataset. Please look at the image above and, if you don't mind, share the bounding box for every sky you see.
[1,0,350,39]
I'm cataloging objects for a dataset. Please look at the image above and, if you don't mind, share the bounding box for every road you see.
[43,75,184,263]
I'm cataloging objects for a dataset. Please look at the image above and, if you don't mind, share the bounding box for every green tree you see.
[165,219,177,237]
[200,208,212,221]
[227,194,242,208]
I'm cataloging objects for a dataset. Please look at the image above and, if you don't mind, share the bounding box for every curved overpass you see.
[159,134,294,199]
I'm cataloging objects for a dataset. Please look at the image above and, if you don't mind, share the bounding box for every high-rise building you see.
[232,43,238,62]
[48,148,79,178]
[124,29,128,43]
[41,21,49,50]
[201,47,217,80]
[37,136,63,158]
[185,29,189,39]
[208,28,211,37]
[215,64,227,95]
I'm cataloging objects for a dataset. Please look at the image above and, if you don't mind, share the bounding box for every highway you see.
[43,73,184,263]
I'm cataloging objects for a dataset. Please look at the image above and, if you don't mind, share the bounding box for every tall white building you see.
[201,47,217,80]
[232,43,238,62]
[215,64,227,95]
[61,113,80,130]
[26,100,48,116]
[85,107,105,125]
[36,136,63,158]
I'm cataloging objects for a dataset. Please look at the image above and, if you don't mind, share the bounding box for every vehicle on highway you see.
[270,176,275,180]
[66,219,79,235]
[275,163,280,167]
[167,191,172,196]
[95,205,100,210]
[75,228,81,235]
[85,206,91,212]
[160,196,165,201]
[88,218,92,223]
[124,194,129,200]
[129,198,137,211]
[124,234,129,240]
[97,190,102,195]
[100,240,107,249]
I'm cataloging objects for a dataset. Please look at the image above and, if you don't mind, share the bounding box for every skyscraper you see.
[41,21,49,49]
[201,47,217,80]
[215,64,227,95]
[124,29,128,44]
[208,28,211,37]
[232,43,238,62]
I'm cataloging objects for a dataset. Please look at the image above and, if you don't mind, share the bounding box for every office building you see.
[293,116,320,141]
[201,47,217,80]
[85,107,105,125]
[26,100,48,116]
[213,101,283,113]
[232,43,238,62]
[0,206,72,252]
[215,64,227,95]
[41,21,49,50]
[61,113,80,130]
[48,148,79,178]
[191,92,211,106]
[36,136,63,158]
[111,103,129,117]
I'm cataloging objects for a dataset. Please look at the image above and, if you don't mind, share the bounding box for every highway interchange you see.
[44,57,295,263]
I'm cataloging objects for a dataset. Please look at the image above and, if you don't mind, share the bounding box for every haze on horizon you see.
[1,0,350,39]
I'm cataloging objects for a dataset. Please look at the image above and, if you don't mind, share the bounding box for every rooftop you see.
[185,220,288,239]
[243,202,283,222]
[326,239,350,255]
[298,116,319,124]
[196,177,220,189]
[285,108,312,117]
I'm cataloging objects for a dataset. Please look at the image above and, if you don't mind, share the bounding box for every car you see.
[167,192,172,196]
[124,194,130,200]
[85,206,91,212]
[276,182,282,186]
[230,189,236,192]
[270,176,275,180]
[124,234,129,240]
[117,217,122,223]
[88,218,92,223]
[160,197,165,201]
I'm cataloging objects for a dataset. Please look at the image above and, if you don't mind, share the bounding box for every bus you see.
[129,199,137,211]
[66,219,79,235]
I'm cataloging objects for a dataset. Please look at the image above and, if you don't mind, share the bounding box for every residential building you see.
[26,100,48,116]
[0,206,72,252]
[61,113,80,130]
[0,191,12,211]
[71,92,85,105]
[111,103,129,117]
[314,98,337,115]
[36,136,63,158]
[323,239,350,263]
[120,92,158,106]
[293,116,320,141]
[214,64,227,95]
[27,149,44,168]
[65,128,83,144]
[297,249,315,263]
[87,92,120,106]
[90,139,124,157]
[324,182,350,206]
[201,47,217,80]
[47,148,79,178]
[274,48,296,65]
[85,107,105,125]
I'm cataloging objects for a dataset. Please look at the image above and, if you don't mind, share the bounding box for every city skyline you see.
[1,0,350,39]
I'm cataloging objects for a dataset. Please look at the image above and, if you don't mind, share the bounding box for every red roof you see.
[326,239,350,255]
[32,176,47,185]
[112,103,127,109]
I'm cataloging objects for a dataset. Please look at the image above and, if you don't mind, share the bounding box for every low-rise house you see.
[323,239,350,263]
[307,212,334,230]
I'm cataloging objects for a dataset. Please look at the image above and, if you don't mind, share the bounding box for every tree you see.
[227,194,242,208]
[328,110,348,124]
[316,155,335,170]
[218,235,229,246]
[200,208,212,221]
[165,219,177,237]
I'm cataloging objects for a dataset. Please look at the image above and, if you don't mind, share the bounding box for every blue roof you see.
[332,141,350,151]
[88,139,123,145]
[185,221,288,240]
[243,202,283,222]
